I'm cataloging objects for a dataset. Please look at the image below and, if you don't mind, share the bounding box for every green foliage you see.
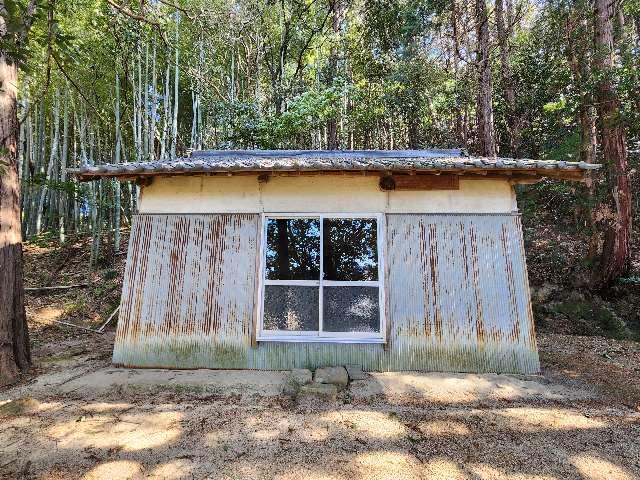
[552,298,634,340]
[25,231,58,248]
[103,269,118,281]
[14,0,638,158]
[517,180,594,237]
[258,85,346,148]
[63,298,87,317]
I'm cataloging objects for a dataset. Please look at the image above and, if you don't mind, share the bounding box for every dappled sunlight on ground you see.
[0,391,638,479]
[355,450,421,479]
[295,422,332,443]
[1,328,639,480]
[47,411,183,451]
[349,371,592,404]
[270,467,349,480]
[422,457,468,479]
[145,459,194,479]
[32,306,65,325]
[82,460,143,480]
[249,427,282,441]
[494,407,607,431]
[80,402,132,413]
[468,464,559,480]
[571,454,637,480]
[322,409,407,439]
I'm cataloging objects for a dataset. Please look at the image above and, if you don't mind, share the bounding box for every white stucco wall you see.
[137,175,518,214]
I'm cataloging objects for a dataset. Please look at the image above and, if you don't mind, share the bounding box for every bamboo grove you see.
[9,0,640,271]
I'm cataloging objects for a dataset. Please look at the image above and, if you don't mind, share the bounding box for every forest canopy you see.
[0,0,636,271]
[3,0,636,273]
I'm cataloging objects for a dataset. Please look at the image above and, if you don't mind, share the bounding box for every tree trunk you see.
[450,0,465,147]
[0,56,30,385]
[171,14,181,159]
[113,70,122,253]
[577,92,598,164]
[160,61,170,161]
[495,0,519,156]
[592,0,633,287]
[566,16,598,165]
[407,119,419,149]
[475,0,496,156]
[143,41,149,161]
[58,87,69,242]
[326,0,341,150]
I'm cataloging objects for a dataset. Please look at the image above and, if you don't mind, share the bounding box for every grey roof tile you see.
[68,149,601,180]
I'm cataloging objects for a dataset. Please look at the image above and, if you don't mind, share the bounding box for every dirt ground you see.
[1,323,639,480]
[2,236,639,479]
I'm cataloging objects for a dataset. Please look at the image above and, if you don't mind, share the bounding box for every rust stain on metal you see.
[419,222,443,341]
[113,213,539,374]
[417,223,433,338]
[511,215,537,347]
[467,223,486,343]
[501,223,521,341]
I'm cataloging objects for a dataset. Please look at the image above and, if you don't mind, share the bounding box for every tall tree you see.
[592,0,633,287]
[566,10,597,165]
[450,0,467,147]
[326,0,342,149]
[475,0,496,156]
[0,0,38,385]
[495,0,519,155]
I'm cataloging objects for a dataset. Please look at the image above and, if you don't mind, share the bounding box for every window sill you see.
[256,335,386,344]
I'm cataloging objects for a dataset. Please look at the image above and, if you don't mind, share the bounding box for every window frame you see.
[256,212,386,344]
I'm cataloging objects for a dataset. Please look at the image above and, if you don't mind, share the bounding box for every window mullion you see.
[259,214,267,335]
[319,214,324,335]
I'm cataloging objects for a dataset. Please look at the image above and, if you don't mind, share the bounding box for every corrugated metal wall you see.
[113,213,539,374]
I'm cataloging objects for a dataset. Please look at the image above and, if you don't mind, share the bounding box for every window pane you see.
[266,218,320,280]
[263,285,319,331]
[323,286,380,333]
[323,218,378,281]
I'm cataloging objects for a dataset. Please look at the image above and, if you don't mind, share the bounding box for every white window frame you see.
[256,213,386,344]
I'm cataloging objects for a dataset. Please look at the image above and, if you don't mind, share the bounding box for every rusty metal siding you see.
[113,213,539,374]
[384,214,538,373]
[113,214,260,368]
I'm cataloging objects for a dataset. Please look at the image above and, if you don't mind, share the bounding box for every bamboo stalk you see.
[31,318,102,334]
[171,12,180,159]
[97,305,120,332]
[25,283,91,292]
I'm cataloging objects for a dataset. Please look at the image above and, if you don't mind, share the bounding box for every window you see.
[258,214,385,343]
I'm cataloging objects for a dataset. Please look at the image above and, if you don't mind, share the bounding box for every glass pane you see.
[323,218,378,281]
[263,285,319,331]
[266,218,320,280]
[323,286,380,333]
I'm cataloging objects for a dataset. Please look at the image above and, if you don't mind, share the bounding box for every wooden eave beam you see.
[74,168,590,183]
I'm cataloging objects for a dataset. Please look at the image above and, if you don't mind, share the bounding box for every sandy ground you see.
[1,326,639,480]
[10,233,640,479]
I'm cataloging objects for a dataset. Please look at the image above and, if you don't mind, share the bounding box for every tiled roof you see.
[69,149,600,181]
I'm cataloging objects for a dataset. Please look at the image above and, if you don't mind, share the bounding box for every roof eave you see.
[67,167,594,183]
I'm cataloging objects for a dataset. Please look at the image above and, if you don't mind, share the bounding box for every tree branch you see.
[15,0,39,50]
[293,7,332,79]
[106,0,160,25]
[52,53,107,122]
[157,0,193,20]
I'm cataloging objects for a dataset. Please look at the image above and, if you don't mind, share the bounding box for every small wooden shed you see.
[72,150,596,374]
